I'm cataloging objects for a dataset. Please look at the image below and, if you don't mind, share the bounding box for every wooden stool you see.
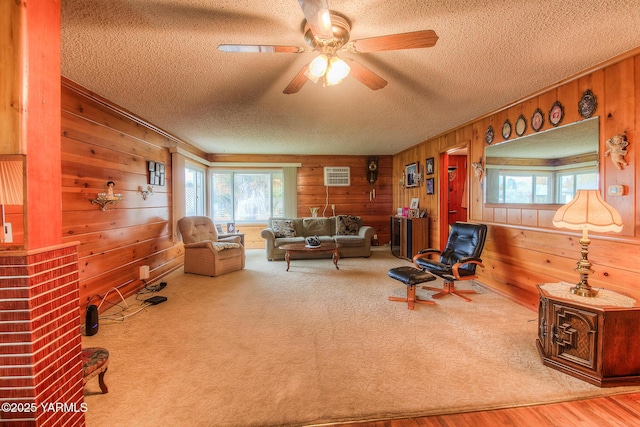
[82,347,109,394]
[387,266,437,310]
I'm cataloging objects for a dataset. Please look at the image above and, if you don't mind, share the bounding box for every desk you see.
[536,283,640,387]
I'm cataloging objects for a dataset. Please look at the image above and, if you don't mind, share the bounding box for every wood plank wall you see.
[393,51,640,310]
[208,154,393,249]
[61,79,187,312]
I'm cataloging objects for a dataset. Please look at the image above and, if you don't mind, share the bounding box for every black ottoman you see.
[388,266,437,310]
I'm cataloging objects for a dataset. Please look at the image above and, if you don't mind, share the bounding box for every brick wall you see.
[0,244,85,426]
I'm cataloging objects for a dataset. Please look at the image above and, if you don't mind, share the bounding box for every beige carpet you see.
[82,247,639,426]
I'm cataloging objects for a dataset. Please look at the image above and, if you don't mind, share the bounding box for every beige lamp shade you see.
[0,160,24,205]
[553,190,622,233]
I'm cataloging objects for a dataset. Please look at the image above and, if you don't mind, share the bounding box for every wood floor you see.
[333,391,640,427]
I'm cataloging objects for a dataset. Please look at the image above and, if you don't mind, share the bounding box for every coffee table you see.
[279,242,340,271]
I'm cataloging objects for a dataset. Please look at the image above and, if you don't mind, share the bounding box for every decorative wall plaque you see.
[485,126,495,144]
[515,114,527,136]
[531,108,544,131]
[549,101,564,126]
[502,119,512,140]
[579,89,597,118]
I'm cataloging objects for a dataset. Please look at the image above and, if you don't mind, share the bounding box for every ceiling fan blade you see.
[349,30,438,53]
[218,44,304,53]
[297,0,333,40]
[283,64,310,94]
[347,60,388,90]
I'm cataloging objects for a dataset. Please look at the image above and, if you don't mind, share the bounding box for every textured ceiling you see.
[61,0,640,156]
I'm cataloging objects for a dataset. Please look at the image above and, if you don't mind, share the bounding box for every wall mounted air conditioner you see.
[323,167,350,186]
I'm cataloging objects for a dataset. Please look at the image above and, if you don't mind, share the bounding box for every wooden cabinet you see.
[536,284,640,387]
[390,216,429,260]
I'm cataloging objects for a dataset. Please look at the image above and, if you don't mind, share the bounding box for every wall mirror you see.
[484,117,599,205]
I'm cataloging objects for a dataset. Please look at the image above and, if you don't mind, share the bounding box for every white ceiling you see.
[61,0,640,156]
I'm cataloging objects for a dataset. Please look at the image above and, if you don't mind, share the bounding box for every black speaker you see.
[85,304,99,336]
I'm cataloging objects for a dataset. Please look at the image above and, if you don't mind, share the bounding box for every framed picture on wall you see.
[410,198,419,209]
[405,162,418,188]
[148,161,166,186]
[425,157,434,175]
[426,178,435,195]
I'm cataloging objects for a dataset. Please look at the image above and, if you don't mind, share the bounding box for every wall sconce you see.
[138,186,154,200]
[91,181,123,211]
[472,159,484,181]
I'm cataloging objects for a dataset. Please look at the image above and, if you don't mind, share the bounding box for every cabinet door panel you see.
[551,303,598,371]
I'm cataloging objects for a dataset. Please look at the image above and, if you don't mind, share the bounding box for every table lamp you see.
[552,189,623,297]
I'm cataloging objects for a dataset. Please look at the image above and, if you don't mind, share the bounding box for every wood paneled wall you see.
[209,154,393,248]
[393,50,640,310]
[61,79,185,312]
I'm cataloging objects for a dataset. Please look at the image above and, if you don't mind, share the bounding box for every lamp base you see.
[570,285,599,298]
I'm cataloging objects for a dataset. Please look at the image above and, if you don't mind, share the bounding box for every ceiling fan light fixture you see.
[306,54,329,81]
[325,56,350,85]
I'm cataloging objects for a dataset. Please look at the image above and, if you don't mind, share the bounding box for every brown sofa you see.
[260,215,375,261]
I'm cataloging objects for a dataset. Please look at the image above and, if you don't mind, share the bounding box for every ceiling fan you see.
[218,0,438,94]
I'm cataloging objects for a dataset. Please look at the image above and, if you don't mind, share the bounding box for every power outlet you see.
[139,265,150,280]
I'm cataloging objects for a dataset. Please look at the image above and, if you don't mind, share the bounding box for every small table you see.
[279,242,340,271]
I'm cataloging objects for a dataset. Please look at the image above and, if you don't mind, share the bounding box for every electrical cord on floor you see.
[134,281,167,301]
[99,302,153,322]
[97,281,167,323]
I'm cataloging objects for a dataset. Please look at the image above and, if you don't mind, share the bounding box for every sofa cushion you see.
[334,235,364,247]
[272,219,297,238]
[303,218,332,236]
[336,215,362,235]
[274,237,305,246]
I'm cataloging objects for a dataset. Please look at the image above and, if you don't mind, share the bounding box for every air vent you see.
[324,167,350,186]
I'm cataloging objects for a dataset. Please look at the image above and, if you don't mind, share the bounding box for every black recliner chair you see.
[413,222,487,302]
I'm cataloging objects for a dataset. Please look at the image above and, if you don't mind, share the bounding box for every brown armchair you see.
[177,216,245,277]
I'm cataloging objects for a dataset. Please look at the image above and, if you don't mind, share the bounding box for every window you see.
[557,170,598,204]
[211,171,284,223]
[185,165,206,216]
[486,165,597,204]
[494,172,552,204]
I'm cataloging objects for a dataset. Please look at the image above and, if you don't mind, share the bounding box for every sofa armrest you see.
[260,228,276,245]
[359,225,375,240]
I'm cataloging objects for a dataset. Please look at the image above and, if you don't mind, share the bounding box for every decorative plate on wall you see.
[531,108,544,131]
[502,119,512,140]
[485,126,495,144]
[579,89,597,118]
[515,114,527,136]
[549,101,564,126]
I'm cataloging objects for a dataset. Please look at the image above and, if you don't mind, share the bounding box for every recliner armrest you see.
[416,248,441,255]
[184,241,214,250]
[451,259,485,280]
[219,235,241,244]
[456,256,483,264]
[412,249,441,268]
